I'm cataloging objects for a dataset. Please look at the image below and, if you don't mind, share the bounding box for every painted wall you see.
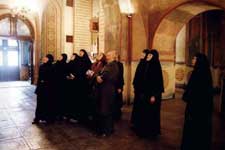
[38,0,225,101]
[73,0,92,53]
[63,0,74,58]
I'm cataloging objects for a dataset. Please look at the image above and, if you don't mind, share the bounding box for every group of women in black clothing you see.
[33,49,124,137]
[34,47,213,149]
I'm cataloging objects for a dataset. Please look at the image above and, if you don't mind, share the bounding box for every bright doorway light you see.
[7,51,19,66]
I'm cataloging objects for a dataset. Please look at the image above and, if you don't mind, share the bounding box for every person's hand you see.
[97,76,103,83]
[150,96,155,104]
[118,89,122,93]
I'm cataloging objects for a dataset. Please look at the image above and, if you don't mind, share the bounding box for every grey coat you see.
[96,61,119,116]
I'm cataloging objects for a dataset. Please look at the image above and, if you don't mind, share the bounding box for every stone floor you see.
[0,81,224,150]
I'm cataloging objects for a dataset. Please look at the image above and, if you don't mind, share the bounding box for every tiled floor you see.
[0,82,224,150]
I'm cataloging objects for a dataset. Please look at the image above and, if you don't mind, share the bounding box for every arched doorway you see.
[152,2,225,101]
[0,14,35,82]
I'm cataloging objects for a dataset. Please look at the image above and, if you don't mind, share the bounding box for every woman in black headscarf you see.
[181,53,213,150]
[130,49,150,127]
[54,53,68,119]
[65,53,80,120]
[76,49,92,122]
[33,54,55,124]
[132,49,164,138]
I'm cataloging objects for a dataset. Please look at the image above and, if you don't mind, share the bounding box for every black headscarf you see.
[71,53,79,62]
[133,49,151,91]
[142,49,164,95]
[61,53,68,63]
[46,54,54,64]
[68,53,80,76]
[183,53,213,102]
[79,49,92,71]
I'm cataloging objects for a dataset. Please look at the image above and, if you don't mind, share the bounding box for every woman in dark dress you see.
[130,49,151,126]
[86,53,107,125]
[113,55,124,121]
[132,49,164,138]
[76,49,92,122]
[33,54,55,124]
[66,53,80,120]
[95,50,119,137]
[181,53,213,150]
[54,53,68,119]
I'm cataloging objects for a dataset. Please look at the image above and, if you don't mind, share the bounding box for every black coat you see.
[54,60,68,116]
[181,54,213,150]
[113,61,124,120]
[133,59,146,92]
[131,53,164,137]
[131,59,146,124]
[34,62,55,121]
[116,61,124,90]
[65,59,80,118]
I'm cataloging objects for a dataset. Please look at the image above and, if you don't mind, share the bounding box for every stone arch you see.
[151,1,225,98]
[152,1,223,61]
[0,13,35,40]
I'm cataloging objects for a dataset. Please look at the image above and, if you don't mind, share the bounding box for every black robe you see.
[131,59,147,125]
[113,61,124,120]
[132,56,164,137]
[76,56,92,121]
[54,60,68,117]
[65,58,80,119]
[34,62,55,122]
[181,55,213,150]
[95,60,119,135]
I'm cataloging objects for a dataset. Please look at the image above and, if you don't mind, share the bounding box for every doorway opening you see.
[174,9,225,112]
[0,37,33,83]
[0,14,35,85]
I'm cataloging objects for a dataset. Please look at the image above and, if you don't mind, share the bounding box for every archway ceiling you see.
[152,2,222,57]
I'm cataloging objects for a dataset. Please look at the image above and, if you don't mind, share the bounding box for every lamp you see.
[118,0,134,17]
[118,0,134,104]
[10,0,43,19]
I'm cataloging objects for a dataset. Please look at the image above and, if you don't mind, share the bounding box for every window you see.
[8,40,18,47]
[0,18,10,35]
[0,39,2,46]
[17,19,31,36]
[7,51,19,66]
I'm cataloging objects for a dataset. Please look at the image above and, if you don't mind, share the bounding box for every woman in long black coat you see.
[130,49,151,126]
[65,53,80,120]
[33,54,55,124]
[113,56,124,121]
[54,53,68,119]
[181,53,213,150]
[76,49,92,122]
[132,49,164,138]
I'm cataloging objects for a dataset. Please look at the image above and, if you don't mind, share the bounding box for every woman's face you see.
[42,56,48,63]
[59,55,63,61]
[71,55,76,60]
[96,53,103,61]
[141,52,146,59]
[192,56,197,66]
[79,51,84,57]
[146,53,153,61]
